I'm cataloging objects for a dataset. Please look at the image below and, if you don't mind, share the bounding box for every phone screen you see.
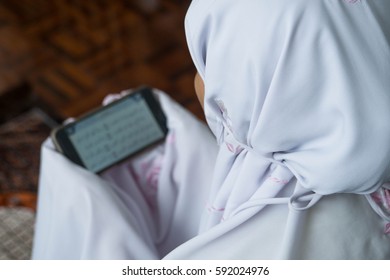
[59,91,167,173]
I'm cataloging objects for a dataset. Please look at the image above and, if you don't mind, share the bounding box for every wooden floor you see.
[0,0,203,121]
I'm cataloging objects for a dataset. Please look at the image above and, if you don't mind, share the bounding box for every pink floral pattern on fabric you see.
[215,99,247,156]
[206,203,225,213]
[128,153,164,209]
[143,162,161,193]
[225,142,244,155]
[267,176,290,185]
[370,188,390,211]
[370,185,390,234]
[385,223,390,235]
[215,99,234,134]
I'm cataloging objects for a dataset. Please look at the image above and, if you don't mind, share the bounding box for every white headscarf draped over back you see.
[185,0,390,231]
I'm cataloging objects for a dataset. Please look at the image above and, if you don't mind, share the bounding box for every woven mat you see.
[0,207,35,260]
[0,108,55,259]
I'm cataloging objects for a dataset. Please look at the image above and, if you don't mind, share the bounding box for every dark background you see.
[0,0,203,209]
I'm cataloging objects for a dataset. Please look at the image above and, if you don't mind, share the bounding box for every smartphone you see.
[51,87,168,173]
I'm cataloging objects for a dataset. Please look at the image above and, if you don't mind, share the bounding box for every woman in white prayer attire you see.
[33,0,390,259]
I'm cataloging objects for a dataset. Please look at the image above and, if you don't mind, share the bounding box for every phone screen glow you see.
[66,94,165,173]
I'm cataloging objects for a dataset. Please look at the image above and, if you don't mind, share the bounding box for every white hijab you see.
[185,0,390,231]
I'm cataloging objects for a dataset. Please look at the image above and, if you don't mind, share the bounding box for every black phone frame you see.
[51,86,168,173]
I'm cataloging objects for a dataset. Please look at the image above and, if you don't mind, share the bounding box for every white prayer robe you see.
[33,0,390,259]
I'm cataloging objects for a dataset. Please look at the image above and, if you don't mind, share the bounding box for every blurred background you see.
[0,0,202,259]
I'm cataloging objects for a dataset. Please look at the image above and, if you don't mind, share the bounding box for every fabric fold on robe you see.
[32,90,218,259]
